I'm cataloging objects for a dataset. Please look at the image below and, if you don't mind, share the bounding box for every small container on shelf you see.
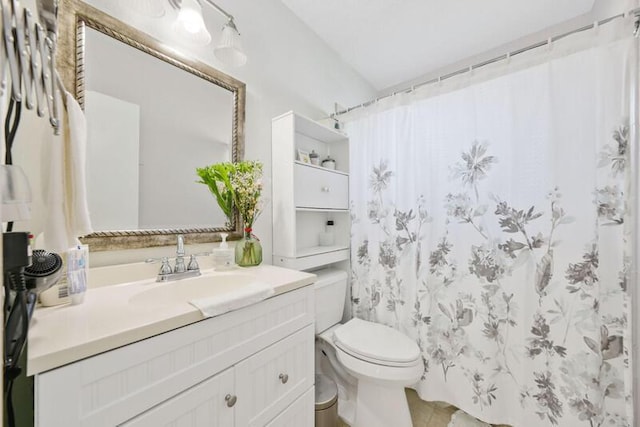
[321,155,336,170]
[319,220,335,246]
[310,150,320,166]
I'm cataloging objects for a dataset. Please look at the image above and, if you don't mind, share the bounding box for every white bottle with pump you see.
[212,233,234,270]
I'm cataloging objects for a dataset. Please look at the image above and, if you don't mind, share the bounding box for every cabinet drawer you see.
[294,164,348,209]
[266,387,314,427]
[121,368,235,427]
[235,325,314,427]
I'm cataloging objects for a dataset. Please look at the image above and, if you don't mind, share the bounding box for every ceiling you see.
[280,0,596,91]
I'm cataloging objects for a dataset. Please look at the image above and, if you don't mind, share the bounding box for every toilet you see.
[314,269,423,427]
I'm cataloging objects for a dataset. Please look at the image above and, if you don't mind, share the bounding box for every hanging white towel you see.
[65,92,92,238]
[42,92,93,252]
[189,281,275,318]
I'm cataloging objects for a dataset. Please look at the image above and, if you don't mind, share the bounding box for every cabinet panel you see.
[294,165,348,210]
[35,287,314,427]
[120,368,235,427]
[265,388,314,427]
[235,325,314,427]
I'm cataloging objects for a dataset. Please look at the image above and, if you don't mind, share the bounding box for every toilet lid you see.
[333,318,420,365]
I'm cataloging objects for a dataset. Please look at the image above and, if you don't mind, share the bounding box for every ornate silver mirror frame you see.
[58,0,246,251]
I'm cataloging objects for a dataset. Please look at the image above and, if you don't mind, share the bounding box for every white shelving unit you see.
[272,111,350,271]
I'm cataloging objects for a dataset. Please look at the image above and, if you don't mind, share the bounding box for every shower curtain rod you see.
[333,7,640,117]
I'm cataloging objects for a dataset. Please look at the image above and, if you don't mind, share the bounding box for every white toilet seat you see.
[334,340,420,368]
[318,318,423,382]
[335,345,423,384]
[333,318,421,366]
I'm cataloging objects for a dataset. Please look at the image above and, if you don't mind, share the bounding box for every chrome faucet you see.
[147,235,204,282]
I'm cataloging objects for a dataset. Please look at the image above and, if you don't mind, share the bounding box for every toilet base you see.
[354,380,412,427]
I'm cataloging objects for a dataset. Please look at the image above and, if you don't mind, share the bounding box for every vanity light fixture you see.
[169,0,247,66]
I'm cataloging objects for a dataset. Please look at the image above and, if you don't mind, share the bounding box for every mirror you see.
[58,0,246,251]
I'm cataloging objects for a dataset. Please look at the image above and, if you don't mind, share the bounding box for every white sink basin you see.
[129,273,258,308]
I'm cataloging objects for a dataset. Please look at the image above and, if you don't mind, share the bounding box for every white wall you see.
[85,91,140,230]
[380,0,640,96]
[12,0,375,266]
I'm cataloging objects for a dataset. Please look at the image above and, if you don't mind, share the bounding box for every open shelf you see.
[295,207,350,213]
[273,111,347,143]
[296,245,350,258]
[273,247,350,271]
[294,161,349,176]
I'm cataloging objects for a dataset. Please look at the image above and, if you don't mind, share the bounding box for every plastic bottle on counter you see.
[67,245,89,305]
[212,233,235,270]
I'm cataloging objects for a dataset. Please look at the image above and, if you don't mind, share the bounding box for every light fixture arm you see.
[201,0,233,22]
[169,0,247,66]
[169,0,237,26]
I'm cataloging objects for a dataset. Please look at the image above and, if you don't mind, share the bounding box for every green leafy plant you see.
[196,161,263,230]
[196,162,236,226]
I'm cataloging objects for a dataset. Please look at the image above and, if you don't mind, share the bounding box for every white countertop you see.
[27,264,316,376]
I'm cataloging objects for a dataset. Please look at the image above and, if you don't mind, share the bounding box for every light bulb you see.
[174,0,212,45]
[214,20,247,67]
[177,0,207,33]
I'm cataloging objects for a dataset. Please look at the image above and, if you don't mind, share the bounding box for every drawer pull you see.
[279,373,289,384]
[321,186,330,193]
[225,394,237,407]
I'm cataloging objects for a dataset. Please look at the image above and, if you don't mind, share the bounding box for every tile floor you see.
[337,389,511,427]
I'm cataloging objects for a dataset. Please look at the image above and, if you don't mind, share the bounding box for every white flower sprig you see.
[229,161,263,231]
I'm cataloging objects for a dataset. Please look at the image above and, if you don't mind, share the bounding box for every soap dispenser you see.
[212,233,234,270]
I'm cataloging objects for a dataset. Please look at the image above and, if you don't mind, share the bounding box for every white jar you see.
[319,220,335,246]
[321,156,336,170]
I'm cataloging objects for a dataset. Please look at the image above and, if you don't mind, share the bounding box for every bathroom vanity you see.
[28,265,316,427]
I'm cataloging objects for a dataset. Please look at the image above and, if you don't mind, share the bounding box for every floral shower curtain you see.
[345,20,635,427]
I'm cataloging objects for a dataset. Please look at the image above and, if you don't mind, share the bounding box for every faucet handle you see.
[159,257,172,275]
[187,254,199,271]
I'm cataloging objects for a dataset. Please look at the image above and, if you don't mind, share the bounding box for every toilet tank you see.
[313,268,348,334]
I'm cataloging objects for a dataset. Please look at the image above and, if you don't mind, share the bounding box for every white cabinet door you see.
[235,325,314,427]
[120,368,235,427]
[294,165,348,209]
[265,388,314,427]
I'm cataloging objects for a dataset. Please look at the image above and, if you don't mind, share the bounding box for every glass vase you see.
[235,228,262,267]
